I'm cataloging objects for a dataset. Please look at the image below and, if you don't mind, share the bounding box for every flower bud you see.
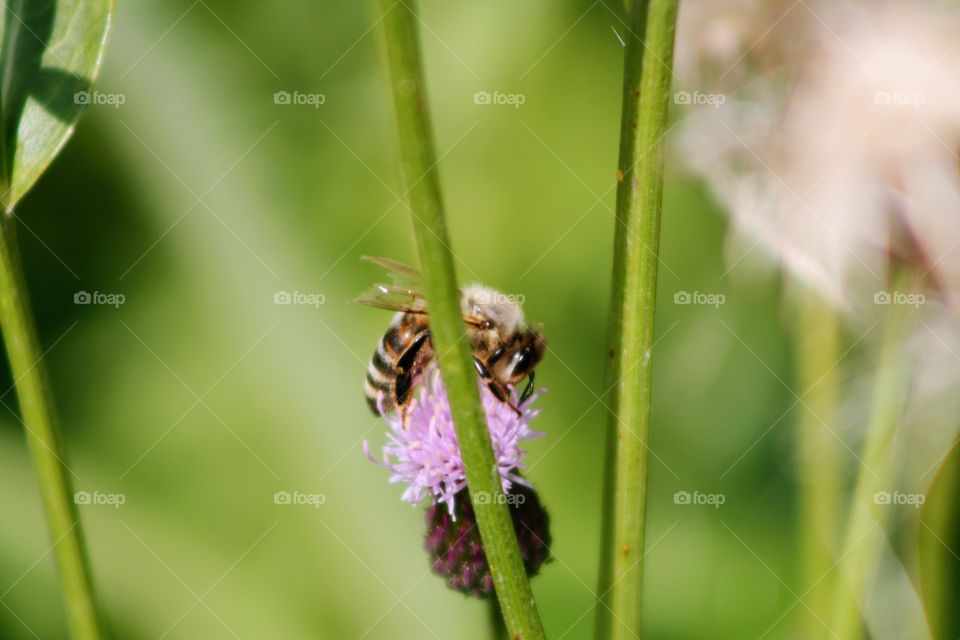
[424,484,550,597]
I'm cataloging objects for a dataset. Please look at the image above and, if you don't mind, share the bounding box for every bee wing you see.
[356,257,430,313]
[354,283,430,313]
[361,256,424,289]
[357,256,478,321]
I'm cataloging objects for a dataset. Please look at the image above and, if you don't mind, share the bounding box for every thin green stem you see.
[377,2,546,638]
[596,1,679,638]
[830,269,915,639]
[792,289,841,636]
[0,215,104,639]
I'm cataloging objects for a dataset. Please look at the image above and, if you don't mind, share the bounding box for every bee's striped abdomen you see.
[364,312,433,416]
[383,321,407,358]
[365,334,397,415]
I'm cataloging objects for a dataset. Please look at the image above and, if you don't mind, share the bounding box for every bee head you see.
[505,326,546,384]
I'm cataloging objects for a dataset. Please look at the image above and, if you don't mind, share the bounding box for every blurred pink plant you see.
[675,0,960,309]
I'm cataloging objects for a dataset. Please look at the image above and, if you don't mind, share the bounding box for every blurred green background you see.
[0,1,807,638]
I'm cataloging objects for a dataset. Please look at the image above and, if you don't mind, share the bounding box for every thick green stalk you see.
[377,2,546,638]
[0,216,103,639]
[830,270,914,639]
[596,1,679,638]
[793,290,841,636]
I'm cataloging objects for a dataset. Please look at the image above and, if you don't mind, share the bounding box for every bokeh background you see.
[0,1,864,638]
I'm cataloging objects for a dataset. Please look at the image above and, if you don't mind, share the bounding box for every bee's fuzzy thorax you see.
[460,283,526,337]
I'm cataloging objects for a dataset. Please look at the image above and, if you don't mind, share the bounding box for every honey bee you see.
[357,256,546,420]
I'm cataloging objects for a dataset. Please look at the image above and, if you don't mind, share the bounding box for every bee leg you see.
[397,331,431,373]
[394,331,433,430]
[395,371,413,429]
[519,371,535,404]
[473,357,522,417]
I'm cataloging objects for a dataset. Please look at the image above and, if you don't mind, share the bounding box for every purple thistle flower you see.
[365,367,545,516]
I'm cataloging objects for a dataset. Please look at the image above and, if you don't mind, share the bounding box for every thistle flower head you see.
[365,367,545,516]
[425,484,551,597]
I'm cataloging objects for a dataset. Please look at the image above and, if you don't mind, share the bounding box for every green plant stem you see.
[0,216,103,639]
[793,290,841,636]
[596,1,679,638]
[830,270,915,639]
[377,2,546,638]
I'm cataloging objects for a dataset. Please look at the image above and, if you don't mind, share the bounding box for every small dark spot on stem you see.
[615,169,625,183]
[621,544,630,556]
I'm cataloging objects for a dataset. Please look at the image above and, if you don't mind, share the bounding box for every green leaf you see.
[0,0,113,211]
[919,438,960,640]
[0,3,113,638]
